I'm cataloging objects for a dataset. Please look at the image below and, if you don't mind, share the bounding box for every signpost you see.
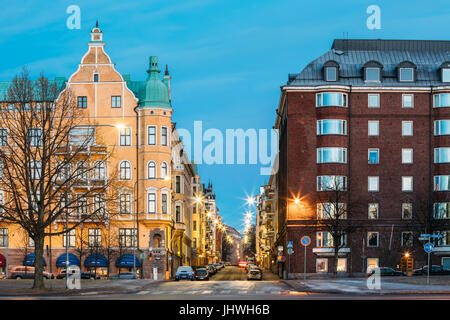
[420,233,442,285]
[300,236,311,283]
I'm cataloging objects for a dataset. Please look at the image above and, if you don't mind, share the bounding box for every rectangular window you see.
[176,205,181,223]
[435,120,450,136]
[337,258,347,272]
[326,67,337,81]
[76,195,89,215]
[402,203,413,219]
[402,94,414,108]
[317,119,347,135]
[402,176,413,192]
[316,93,348,107]
[93,194,105,215]
[120,127,131,146]
[317,176,347,191]
[63,229,76,247]
[28,128,42,147]
[148,126,156,145]
[175,176,181,193]
[442,69,450,83]
[368,121,379,136]
[402,232,413,247]
[119,193,131,214]
[434,203,450,219]
[162,194,168,214]
[367,258,379,273]
[317,147,347,164]
[148,193,156,214]
[434,93,450,108]
[0,228,7,247]
[368,203,379,219]
[0,129,7,146]
[316,232,333,247]
[93,73,99,82]
[436,231,450,246]
[119,228,137,248]
[88,228,102,247]
[317,203,346,219]
[193,221,197,231]
[435,147,450,163]
[316,258,328,273]
[368,94,380,108]
[368,149,379,164]
[193,204,197,214]
[368,176,379,192]
[70,127,95,146]
[400,68,414,82]
[111,96,121,108]
[161,127,168,146]
[77,96,87,109]
[402,148,413,164]
[402,121,413,136]
[367,232,379,247]
[434,175,450,191]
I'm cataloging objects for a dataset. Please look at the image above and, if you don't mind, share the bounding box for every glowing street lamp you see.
[294,198,300,205]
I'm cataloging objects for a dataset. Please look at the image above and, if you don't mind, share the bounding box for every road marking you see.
[80,292,98,295]
[136,291,149,295]
[201,290,212,294]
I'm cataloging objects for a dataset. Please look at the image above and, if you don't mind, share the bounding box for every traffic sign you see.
[420,234,443,238]
[300,236,311,247]
[278,246,284,252]
[424,242,434,253]
[287,241,293,249]
[280,256,286,262]
[287,248,294,255]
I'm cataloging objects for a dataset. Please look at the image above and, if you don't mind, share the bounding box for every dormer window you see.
[323,60,339,82]
[365,68,380,82]
[363,61,383,83]
[93,73,99,82]
[441,63,450,83]
[397,61,416,82]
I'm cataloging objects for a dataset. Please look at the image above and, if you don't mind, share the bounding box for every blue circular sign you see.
[424,242,434,253]
[301,236,311,246]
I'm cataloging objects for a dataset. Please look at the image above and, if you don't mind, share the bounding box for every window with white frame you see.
[325,67,337,81]
[88,228,102,247]
[402,232,413,247]
[161,127,168,146]
[442,69,450,83]
[365,68,381,82]
[316,232,333,247]
[368,176,379,192]
[337,258,347,272]
[368,149,379,164]
[368,203,379,219]
[368,94,380,108]
[402,121,413,136]
[368,121,379,136]
[161,162,168,179]
[119,193,131,215]
[119,127,131,146]
[402,94,414,108]
[0,228,7,247]
[434,202,450,219]
[63,229,76,247]
[76,161,89,182]
[119,228,137,247]
[399,68,414,82]
[162,193,168,215]
[402,149,413,164]
[316,93,348,107]
[76,195,89,215]
[148,126,156,145]
[434,175,450,191]
[317,175,347,191]
[402,176,413,192]
[29,161,41,180]
[93,161,106,180]
[147,161,156,179]
[69,127,95,146]
[317,147,347,164]
[119,161,131,180]
[317,203,346,219]
[316,119,347,135]
[176,205,182,223]
[316,258,328,273]
[401,203,412,219]
[435,147,450,163]
[175,176,181,193]
[28,128,42,147]
[434,94,450,108]
[0,128,7,146]
[93,193,105,215]
[367,232,379,247]
[434,120,450,136]
[111,96,121,108]
[148,192,156,214]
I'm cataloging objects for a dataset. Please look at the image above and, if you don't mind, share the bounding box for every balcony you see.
[175,221,186,232]
[312,247,350,257]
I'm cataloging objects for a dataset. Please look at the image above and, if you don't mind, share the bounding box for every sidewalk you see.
[0,279,164,297]
[282,277,450,295]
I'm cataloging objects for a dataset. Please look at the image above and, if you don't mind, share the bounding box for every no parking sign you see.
[300,236,311,246]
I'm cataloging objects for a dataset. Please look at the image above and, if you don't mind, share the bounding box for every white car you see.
[247,268,262,280]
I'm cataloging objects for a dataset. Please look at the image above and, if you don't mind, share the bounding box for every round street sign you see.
[424,242,434,253]
[287,248,294,255]
[280,256,286,262]
[300,236,311,247]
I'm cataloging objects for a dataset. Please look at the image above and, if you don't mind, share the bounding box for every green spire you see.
[139,56,170,108]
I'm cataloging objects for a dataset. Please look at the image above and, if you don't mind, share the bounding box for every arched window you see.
[119,161,131,180]
[93,161,105,180]
[153,234,161,248]
[148,161,156,179]
[161,162,168,179]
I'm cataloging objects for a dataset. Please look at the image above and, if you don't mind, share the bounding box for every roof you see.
[288,39,450,87]
[0,77,66,101]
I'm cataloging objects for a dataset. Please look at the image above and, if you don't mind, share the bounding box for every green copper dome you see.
[138,56,170,108]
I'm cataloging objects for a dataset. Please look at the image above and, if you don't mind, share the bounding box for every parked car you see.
[247,268,263,280]
[224,262,231,266]
[194,268,209,281]
[413,265,450,276]
[10,266,54,279]
[217,262,225,269]
[109,272,138,280]
[206,265,215,275]
[175,266,194,281]
[56,269,101,280]
[238,261,248,269]
[214,262,223,270]
[367,267,405,277]
[208,264,217,274]
[246,263,258,272]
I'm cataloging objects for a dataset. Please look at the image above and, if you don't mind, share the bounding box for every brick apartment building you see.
[274,39,450,276]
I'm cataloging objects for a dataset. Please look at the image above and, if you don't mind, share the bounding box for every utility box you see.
[400,257,414,276]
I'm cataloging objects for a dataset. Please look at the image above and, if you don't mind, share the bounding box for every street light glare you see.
[294,198,300,205]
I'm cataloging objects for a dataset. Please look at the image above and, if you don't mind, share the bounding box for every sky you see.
[1,0,450,232]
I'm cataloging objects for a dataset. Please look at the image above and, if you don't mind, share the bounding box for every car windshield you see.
[196,270,207,275]
[177,267,192,272]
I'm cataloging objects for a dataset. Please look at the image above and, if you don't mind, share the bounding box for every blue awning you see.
[115,254,141,268]
[23,253,47,267]
[84,254,108,267]
[56,253,80,267]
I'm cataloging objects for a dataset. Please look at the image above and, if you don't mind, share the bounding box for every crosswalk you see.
[135,289,289,296]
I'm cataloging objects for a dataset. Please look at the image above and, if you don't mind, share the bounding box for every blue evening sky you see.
[1,0,450,231]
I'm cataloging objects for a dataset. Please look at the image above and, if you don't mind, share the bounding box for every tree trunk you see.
[333,243,339,278]
[32,234,45,289]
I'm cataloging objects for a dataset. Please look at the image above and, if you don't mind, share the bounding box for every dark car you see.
[56,269,101,279]
[194,268,209,281]
[109,272,138,280]
[413,265,450,276]
[367,267,405,277]
[175,266,194,281]
[214,263,222,270]
[205,265,215,275]
[208,264,217,274]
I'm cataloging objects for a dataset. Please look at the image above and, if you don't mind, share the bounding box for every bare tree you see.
[0,70,118,289]
[102,226,119,278]
[315,177,361,276]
